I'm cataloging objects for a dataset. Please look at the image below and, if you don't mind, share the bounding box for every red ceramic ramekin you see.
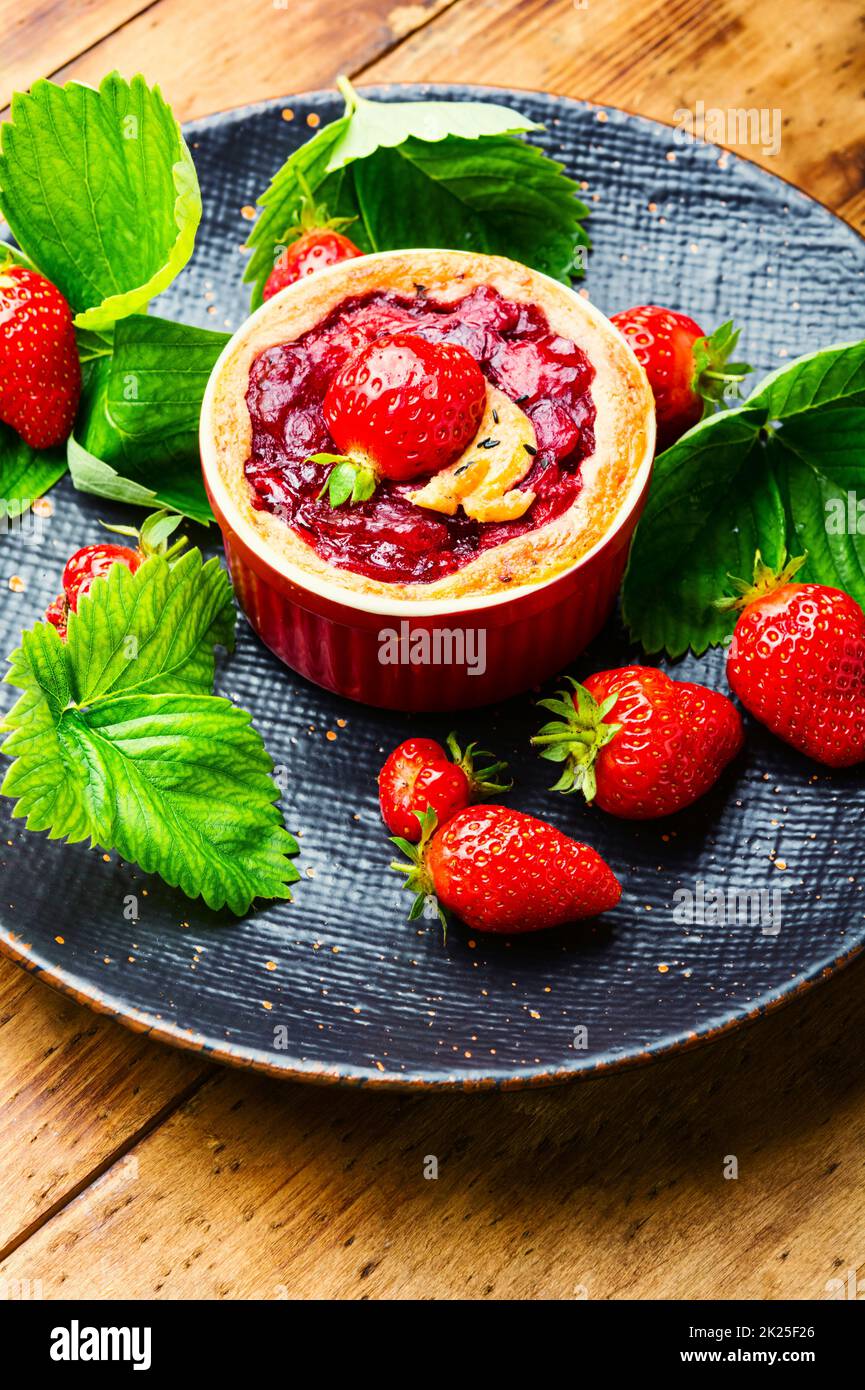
[200,255,655,712]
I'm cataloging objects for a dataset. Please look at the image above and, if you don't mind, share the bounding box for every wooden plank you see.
[0,957,210,1257]
[3,958,863,1299]
[362,0,865,224]
[39,0,457,123]
[0,0,155,110]
[839,188,865,234]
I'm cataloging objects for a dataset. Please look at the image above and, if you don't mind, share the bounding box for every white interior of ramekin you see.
[200,249,655,618]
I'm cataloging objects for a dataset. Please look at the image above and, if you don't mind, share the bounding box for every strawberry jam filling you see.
[245,285,596,585]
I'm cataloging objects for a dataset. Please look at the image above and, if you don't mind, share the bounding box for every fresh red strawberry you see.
[533,667,744,818]
[392,806,621,934]
[62,543,143,613]
[318,332,487,503]
[0,263,82,449]
[378,733,510,841]
[721,553,865,767]
[262,181,362,301]
[610,305,750,452]
[263,229,362,301]
[44,593,69,641]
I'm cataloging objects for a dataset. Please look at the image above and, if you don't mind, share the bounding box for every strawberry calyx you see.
[445,731,511,799]
[715,550,808,614]
[98,509,187,561]
[281,170,357,243]
[691,321,752,415]
[531,677,622,802]
[390,806,448,935]
[309,452,377,508]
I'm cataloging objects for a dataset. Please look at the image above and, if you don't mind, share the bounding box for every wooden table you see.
[1,0,863,1301]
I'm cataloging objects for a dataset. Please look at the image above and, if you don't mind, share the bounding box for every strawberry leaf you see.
[0,553,299,915]
[623,340,865,656]
[244,84,590,308]
[326,78,541,167]
[772,407,865,597]
[0,423,66,519]
[62,550,235,703]
[68,318,229,524]
[1,685,298,915]
[244,116,352,310]
[0,73,201,331]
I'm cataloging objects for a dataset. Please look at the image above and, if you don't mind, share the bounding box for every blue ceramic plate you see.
[2,85,864,1088]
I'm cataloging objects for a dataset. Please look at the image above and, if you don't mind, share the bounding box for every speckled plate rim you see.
[2,83,864,1091]
[2,929,863,1090]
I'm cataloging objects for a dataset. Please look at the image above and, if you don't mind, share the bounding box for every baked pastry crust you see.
[203,249,655,602]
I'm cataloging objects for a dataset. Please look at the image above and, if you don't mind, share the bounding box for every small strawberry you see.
[44,511,185,639]
[262,179,362,301]
[0,262,82,449]
[532,667,744,818]
[392,806,621,934]
[315,332,487,504]
[378,733,510,841]
[720,552,865,767]
[62,542,143,613]
[263,229,362,301]
[610,305,750,452]
[44,593,69,641]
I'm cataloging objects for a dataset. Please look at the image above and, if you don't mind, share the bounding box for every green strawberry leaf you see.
[746,339,865,418]
[69,368,213,524]
[772,407,865,597]
[1,683,298,915]
[325,78,540,167]
[0,73,201,331]
[75,327,114,363]
[62,549,235,704]
[106,314,228,441]
[67,435,166,511]
[350,135,590,280]
[622,340,865,656]
[243,82,589,308]
[1,554,299,915]
[0,423,66,519]
[68,317,229,524]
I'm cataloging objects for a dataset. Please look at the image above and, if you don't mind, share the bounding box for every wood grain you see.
[363,0,865,225]
[40,0,457,122]
[0,960,210,1257]
[0,0,154,110]
[2,955,864,1300]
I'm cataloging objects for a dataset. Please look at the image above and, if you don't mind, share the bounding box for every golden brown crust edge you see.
[204,249,655,603]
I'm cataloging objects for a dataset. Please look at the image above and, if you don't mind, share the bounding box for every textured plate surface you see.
[2,86,864,1089]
